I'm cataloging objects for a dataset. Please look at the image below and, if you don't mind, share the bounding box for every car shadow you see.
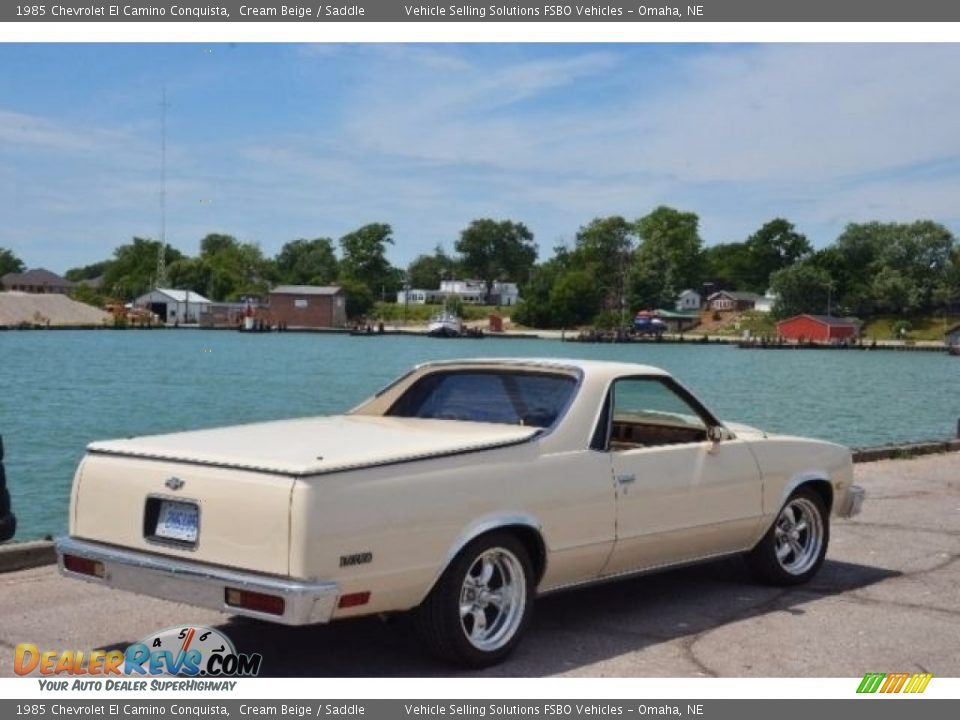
[171,557,895,677]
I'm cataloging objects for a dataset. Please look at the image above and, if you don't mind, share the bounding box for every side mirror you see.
[707,425,726,443]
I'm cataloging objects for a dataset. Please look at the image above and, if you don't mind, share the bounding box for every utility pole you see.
[155,87,170,289]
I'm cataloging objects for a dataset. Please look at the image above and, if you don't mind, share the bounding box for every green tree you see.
[0,247,26,277]
[64,260,111,283]
[631,206,703,310]
[573,216,635,314]
[769,262,834,319]
[339,223,399,300]
[742,218,812,292]
[336,276,375,319]
[406,245,459,290]
[548,268,603,328]
[455,219,537,302]
[102,237,183,300]
[874,220,954,312]
[199,233,271,301]
[822,221,956,316]
[511,249,572,329]
[702,242,753,289]
[937,246,960,309]
[167,257,212,296]
[274,238,339,286]
[871,266,917,314]
[70,284,107,308]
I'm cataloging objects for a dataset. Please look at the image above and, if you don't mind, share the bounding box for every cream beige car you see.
[56,359,863,667]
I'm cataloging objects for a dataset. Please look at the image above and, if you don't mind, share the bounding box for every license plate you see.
[155,501,199,543]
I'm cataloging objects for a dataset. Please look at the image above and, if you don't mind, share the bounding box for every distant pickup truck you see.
[56,358,862,667]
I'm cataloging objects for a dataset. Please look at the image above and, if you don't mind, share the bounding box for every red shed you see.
[777,314,859,342]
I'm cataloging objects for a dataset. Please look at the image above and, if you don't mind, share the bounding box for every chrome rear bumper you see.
[55,536,338,625]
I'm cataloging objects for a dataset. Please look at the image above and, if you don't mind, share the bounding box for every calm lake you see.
[1,329,957,541]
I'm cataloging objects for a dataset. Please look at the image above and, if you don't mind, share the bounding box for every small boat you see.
[427,310,463,338]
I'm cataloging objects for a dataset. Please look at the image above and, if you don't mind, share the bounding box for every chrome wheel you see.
[416,531,534,667]
[458,547,526,652]
[773,497,824,576]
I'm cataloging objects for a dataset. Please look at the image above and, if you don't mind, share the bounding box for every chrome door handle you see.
[616,474,636,485]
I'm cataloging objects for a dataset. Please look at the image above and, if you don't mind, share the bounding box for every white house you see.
[397,279,520,307]
[440,280,520,306]
[134,288,212,324]
[395,289,443,305]
[675,289,701,312]
[754,289,778,313]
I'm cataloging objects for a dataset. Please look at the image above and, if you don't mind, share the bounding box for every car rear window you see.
[387,370,577,428]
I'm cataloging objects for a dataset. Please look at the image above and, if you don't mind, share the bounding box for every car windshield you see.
[387,370,577,428]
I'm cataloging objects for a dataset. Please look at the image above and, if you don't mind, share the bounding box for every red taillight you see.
[63,554,105,578]
[337,591,371,609]
[225,588,285,616]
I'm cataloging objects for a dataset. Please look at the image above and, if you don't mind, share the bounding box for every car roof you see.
[416,357,671,381]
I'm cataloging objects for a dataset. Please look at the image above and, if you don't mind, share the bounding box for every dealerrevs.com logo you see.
[857,672,933,694]
[15,625,262,682]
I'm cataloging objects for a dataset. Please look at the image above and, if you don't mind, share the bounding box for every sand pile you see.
[0,292,111,327]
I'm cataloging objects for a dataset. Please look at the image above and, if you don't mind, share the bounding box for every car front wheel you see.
[747,488,829,585]
[415,531,534,668]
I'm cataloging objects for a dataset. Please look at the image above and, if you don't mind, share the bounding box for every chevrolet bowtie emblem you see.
[164,477,185,491]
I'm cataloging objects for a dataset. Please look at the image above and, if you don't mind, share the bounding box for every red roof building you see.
[777,315,859,342]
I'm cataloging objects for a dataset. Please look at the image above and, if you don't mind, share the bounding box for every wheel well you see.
[499,524,548,585]
[797,478,833,514]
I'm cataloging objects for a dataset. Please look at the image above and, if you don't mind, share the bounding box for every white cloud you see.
[6,44,960,272]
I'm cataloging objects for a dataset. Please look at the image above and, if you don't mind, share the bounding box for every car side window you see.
[387,370,577,428]
[608,377,709,451]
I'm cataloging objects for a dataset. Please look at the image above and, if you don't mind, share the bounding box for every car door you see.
[599,376,764,577]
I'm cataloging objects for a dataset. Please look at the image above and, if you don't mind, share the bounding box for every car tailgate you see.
[70,453,294,576]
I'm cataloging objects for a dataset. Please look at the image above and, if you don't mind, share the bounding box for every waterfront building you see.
[268,285,346,328]
[777,314,860,342]
[396,279,520,306]
[133,288,212,324]
[753,290,778,314]
[1,268,74,294]
[707,290,761,312]
[675,289,701,311]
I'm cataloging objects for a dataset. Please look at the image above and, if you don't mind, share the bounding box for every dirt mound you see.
[0,292,111,327]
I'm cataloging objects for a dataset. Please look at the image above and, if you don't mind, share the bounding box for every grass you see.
[860,315,959,342]
[707,311,778,337]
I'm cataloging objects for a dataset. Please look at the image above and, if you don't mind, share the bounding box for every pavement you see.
[1,453,958,678]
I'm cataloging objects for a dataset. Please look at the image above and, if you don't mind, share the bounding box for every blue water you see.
[1,329,957,540]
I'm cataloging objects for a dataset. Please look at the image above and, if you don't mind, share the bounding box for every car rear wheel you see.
[415,531,533,668]
[747,488,828,585]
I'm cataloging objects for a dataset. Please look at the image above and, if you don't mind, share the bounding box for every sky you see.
[2,42,960,273]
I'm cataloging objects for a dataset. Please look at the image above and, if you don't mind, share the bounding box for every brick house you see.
[267,286,347,329]
[1,268,74,294]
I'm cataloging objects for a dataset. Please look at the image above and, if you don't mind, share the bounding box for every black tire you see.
[415,531,534,668]
[747,488,829,586]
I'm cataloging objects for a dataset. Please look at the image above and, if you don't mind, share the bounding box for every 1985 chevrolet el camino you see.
[57,359,863,666]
